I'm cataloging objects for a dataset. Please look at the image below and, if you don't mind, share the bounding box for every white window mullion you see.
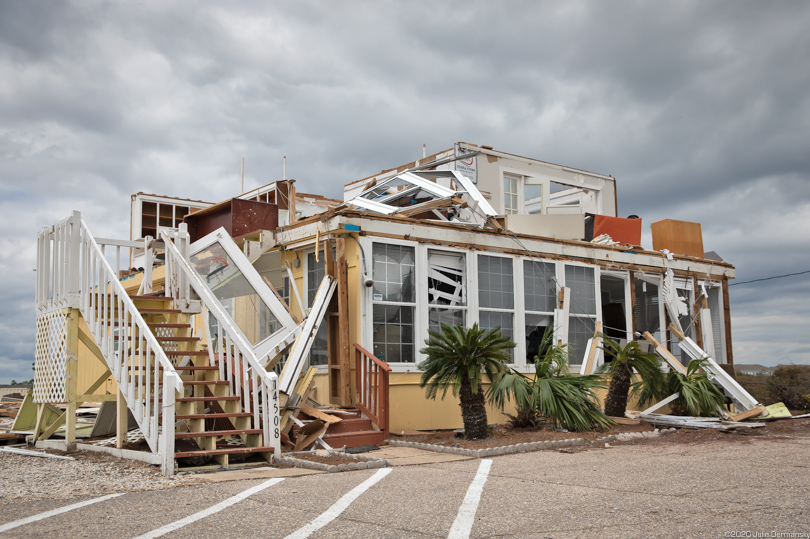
[514,258,526,368]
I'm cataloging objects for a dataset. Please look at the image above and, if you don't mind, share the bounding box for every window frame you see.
[560,261,602,368]
[362,237,419,366]
[424,246,470,336]
[474,252,518,364]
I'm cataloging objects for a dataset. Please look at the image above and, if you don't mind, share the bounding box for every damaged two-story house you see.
[28,142,757,474]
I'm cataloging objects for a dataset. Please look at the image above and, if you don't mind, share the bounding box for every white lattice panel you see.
[33,309,68,404]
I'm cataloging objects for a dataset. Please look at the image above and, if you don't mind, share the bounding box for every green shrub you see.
[766,365,810,411]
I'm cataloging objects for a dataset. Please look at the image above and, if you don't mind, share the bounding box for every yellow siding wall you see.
[76,315,117,397]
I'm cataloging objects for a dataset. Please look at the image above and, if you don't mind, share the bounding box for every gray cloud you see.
[1,0,808,382]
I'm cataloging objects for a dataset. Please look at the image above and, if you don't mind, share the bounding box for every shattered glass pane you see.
[191,242,280,346]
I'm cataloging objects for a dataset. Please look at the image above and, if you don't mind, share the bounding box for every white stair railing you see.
[36,212,182,471]
[161,229,281,458]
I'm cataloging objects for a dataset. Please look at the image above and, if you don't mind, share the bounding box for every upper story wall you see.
[343,142,618,217]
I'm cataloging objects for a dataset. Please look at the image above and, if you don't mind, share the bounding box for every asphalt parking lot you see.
[1,434,808,538]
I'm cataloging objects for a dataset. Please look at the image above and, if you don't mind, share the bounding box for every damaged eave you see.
[273,209,735,279]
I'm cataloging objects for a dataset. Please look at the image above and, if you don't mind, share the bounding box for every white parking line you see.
[133,477,285,539]
[0,493,125,533]
[284,467,393,539]
[448,459,493,539]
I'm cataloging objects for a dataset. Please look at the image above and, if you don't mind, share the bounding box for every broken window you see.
[477,255,515,360]
[706,285,726,362]
[306,249,335,367]
[372,243,416,363]
[600,275,630,360]
[191,242,281,346]
[503,174,521,214]
[634,276,663,345]
[669,285,694,366]
[523,260,556,363]
[427,250,467,331]
[565,264,597,364]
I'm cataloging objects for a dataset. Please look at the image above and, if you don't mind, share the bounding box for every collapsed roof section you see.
[345,170,499,229]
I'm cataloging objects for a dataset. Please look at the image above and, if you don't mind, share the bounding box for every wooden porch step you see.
[175,364,218,370]
[128,365,218,371]
[175,429,262,439]
[323,417,374,434]
[103,322,191,328]
[129,295,174,301]
[148,323,191,328]
[123,349,209,356]
[183,380,229,386]
[322,430,385,448]
[94,306,181,314]
[176,396,241,403]
[174,446,274,458]
[115,335,200,342]
[175,412,253,420]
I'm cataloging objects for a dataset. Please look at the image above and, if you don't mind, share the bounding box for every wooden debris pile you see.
[0,394,26,445]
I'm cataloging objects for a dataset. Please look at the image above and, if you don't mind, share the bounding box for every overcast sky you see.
[1,1,808,383]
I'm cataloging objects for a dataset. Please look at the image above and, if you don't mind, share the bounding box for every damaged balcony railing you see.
[161,227,281,459]
[35,211,182,474]
[355,344,391,439]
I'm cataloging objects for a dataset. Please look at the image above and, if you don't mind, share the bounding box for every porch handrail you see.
[161,228,281,457]
[354,344,391,438]
[36,212,182,462]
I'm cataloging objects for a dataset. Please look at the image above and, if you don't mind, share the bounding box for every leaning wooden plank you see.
[729,405,767,422]
[639,392,680,415]
[0,447,75,460]
[579,321,603,375]
[279,275,337,395]
[671,333,760,412]
[642,331,687,375]
[300,403,342,425]
[281,367,318,434]
[293,420,327,452]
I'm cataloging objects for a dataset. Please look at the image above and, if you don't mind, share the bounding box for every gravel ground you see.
[0,449,203,501]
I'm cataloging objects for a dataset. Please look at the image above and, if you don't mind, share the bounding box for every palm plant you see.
[488,328,614,432]
[636,357,727,416]
[598,335,664,418]
[418,323,514,439]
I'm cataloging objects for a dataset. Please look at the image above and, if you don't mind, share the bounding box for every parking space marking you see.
[0,493,125,533]
[133,478,285,539]
[448,459,492,539]
[284,468,393,539]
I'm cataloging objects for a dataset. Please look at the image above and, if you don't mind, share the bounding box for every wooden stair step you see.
[114,336,200,342]
[175,412,253,420]
[322,430,385,447]
[129,295,174,301]
[128,365,218,371]
[176,396,241,402]
[93,307,182,314]
[175,365,218,370]
[123,349,209,356]
[103,322,191,328]
[174,446,274,458]
[183,380,229,386]
[175,429,262,439]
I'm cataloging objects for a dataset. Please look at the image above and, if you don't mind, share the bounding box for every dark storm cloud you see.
[0,0,808,381]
